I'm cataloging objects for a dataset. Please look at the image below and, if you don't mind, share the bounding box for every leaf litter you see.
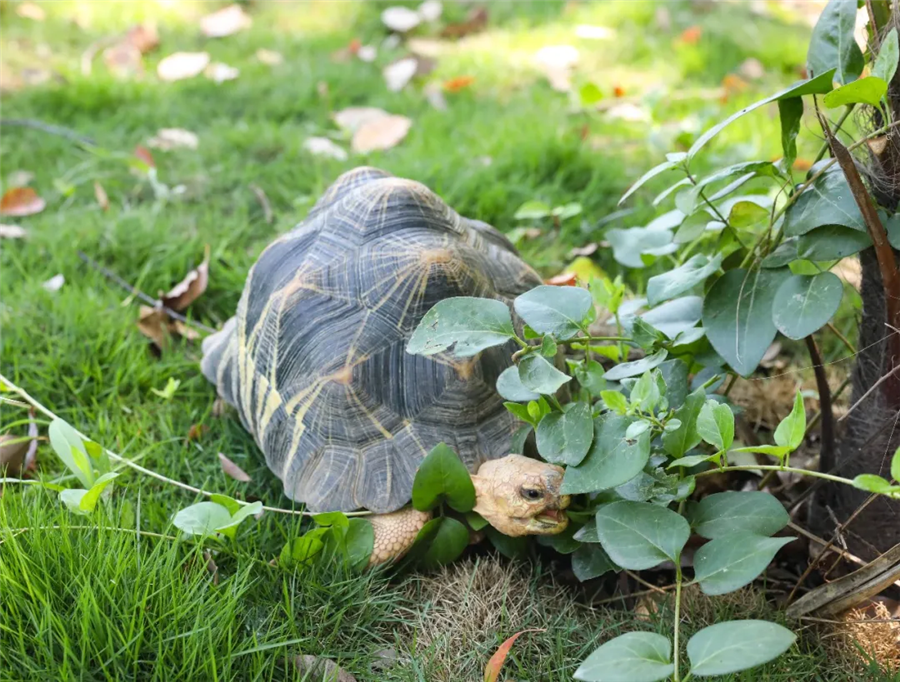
[157,52,210,82]
[218,453,252,482]
[200,4,252,39]
[0,187,46,217]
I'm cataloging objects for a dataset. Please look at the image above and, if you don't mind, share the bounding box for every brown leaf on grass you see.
[218,453,252,482]
[200,4,252,38]
[568,242,598,257]
[162,246,210,312]
[0,187,45,217]
[352,115,412,153]
[613,84,625,97]
[383,57,419,92]
[255,48,283,65]
[382,6,421,33]
[17,2,45,21]
[441,7,488,39]
[333,107,391,134]
[443,75,474,92]
[127,24,160,54]
[679,25,703,44]
[293,656,357,682]
[738,57,765,80]
[157,51,210,82]
[103,42,143,78]
[484,630,544,682]
[203,550,220,585]
[534,45,578,93]
[868,136,888,155]
[133,145,155,169]
[545,272,578,286]
[24,413,38,471]
[302,137,348,161]
[0,435,30,476]
[205,62,239,83]
[137,306,184,349]
[187,424,209,442]
[249,184,273,224]
[0,225,28,239]
[211,398,229,418]
[94,182,109,211]
[792,157,813,172]
[42,274,65,292]
[147,128,199,150]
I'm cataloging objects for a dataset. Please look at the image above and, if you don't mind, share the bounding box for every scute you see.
[201,167,542,512]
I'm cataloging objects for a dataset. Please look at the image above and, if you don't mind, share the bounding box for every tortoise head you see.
[470,454,570,537]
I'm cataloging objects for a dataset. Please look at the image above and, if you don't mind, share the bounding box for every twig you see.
[0,118,95,146]
[827,322,856,356]
[625,570,668,595]
[0,373,372,518]
[593,584,679,606]
[837,362,900,423]
[249,184,273,224]
[806,336,835,475]
[77,251,218,335]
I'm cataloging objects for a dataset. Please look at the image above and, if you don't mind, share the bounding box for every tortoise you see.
[201,167,569,564]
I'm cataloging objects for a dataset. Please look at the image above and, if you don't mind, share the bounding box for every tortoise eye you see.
[520,488,543,501]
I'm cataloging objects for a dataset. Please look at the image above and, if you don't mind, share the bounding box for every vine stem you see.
[673,562,684,682]
[694,464,855,486]
[0,525,179,544]
[0,373,372,518]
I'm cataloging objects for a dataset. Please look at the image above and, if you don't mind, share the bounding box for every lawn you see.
[0,1,883,680]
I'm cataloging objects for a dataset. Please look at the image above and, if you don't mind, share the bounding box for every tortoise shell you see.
[201,167,541,513]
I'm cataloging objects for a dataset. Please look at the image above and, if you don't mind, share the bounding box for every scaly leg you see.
[367,508,432,567]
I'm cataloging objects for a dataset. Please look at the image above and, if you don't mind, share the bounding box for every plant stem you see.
[673,562,684,682]
[695,464,855,486]
[812,105,854,164]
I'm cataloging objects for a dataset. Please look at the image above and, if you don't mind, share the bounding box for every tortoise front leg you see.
[367,508,432,567]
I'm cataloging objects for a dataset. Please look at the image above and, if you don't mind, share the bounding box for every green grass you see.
[0,1,888,680]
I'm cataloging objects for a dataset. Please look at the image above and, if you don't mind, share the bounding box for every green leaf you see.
[619,159,682,206]
[514,200,551,220]
[553,202,583,221]
[541,335,558,357]
[666,455,715,469]
[505,401,534,425]
[574,632,673,682]
[807,0,864,84]
[778,97,803,169]
[853,474,893,494]
[416,517,470,569]
[279,535,325,569]
[607,227,676,269]
[466,511,489,531]
[763,239,800,268]
[59,489,89,514]
[312,511,350,529]
[629,371,660,412]
[536,402,594,466]
[673,211,712,244]
[496,366,540,402]
[209,493,241,515]
[411,442,476,513]
[407,297,515,358]
[872,28,899,85]
[510,423,532,454]
[891,446,900,483]
[150,377,181,400]
[687,620,796,676]
[823,76,888,108]
[486,527,528,559]
[797,224,872,260]
[571,543,618,581]
[172,502,234,538]
[647,255,722,307]
[783,165,867,236]
[688,69,835,159]
[694,533,795,595]
[662,387,706,459]
[573,519,599,543]
[731,444,792,459]
[594,501,690,570]
[574,359,606,397]
[345,518,375,570]
[561,415,652,495]
[518,354,571,394]
[579,82,604,106]
[657,359,689,410]
[76,472,119,513]
[696,400,734,452]
[601,390,628,414]
[603,350,668,381]
[772,272,843,341]
[514,285,592,340]
[48,419,94,488]
[692,491,789,540]
[537,522,581,554]
[774,391,806,450]
[640,297,702,340]
[703,267,791,377]
[216,501,264,539]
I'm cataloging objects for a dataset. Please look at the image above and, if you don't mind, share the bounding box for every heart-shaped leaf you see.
[496,366,540,402]
[407,297,515,357]
[411,442,476,512]
[415,516,470,569]
[518,354,571,394]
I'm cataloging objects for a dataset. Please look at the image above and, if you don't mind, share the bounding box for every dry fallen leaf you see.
[103,42,143,79]
[869,135,888,155]
[302,137,349,161]
[157,51,210,82]
[792,157,813,172]
[162,246,210,312]
[738,57,765,80]
[441,7,488,39]
[187,423,209,442]
[357,45,377,62]
[0,224,28,239]
[0,187,45,217]
[484,630,544,682]
[0,434,30,476]
[382,6,421,33]
[17,2,45,21]
[7,170,34,187]
[147,128,199,150]
[127,24,160,54]
[203,549,220,585]
[293,656,357,682]
[42,274,65,292]
[352,115,412,153]
[255,48,283,65]
[94,182,109,211]
[443,75,474,92]
[24,414,38,471]
[205,62,239,83]
[133,145,155,169]
[383,57,418,92]
[679,25,703,44]
[568,243,598,257]
[212,398,229,418]
[545,272,578,286]
[407,37,445,58]
[534,45,578,93]
[218,452,252,482]
[418,0,442,22]
[200,4,251,38]
[333,107,391,134]
[613,84,625,97]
